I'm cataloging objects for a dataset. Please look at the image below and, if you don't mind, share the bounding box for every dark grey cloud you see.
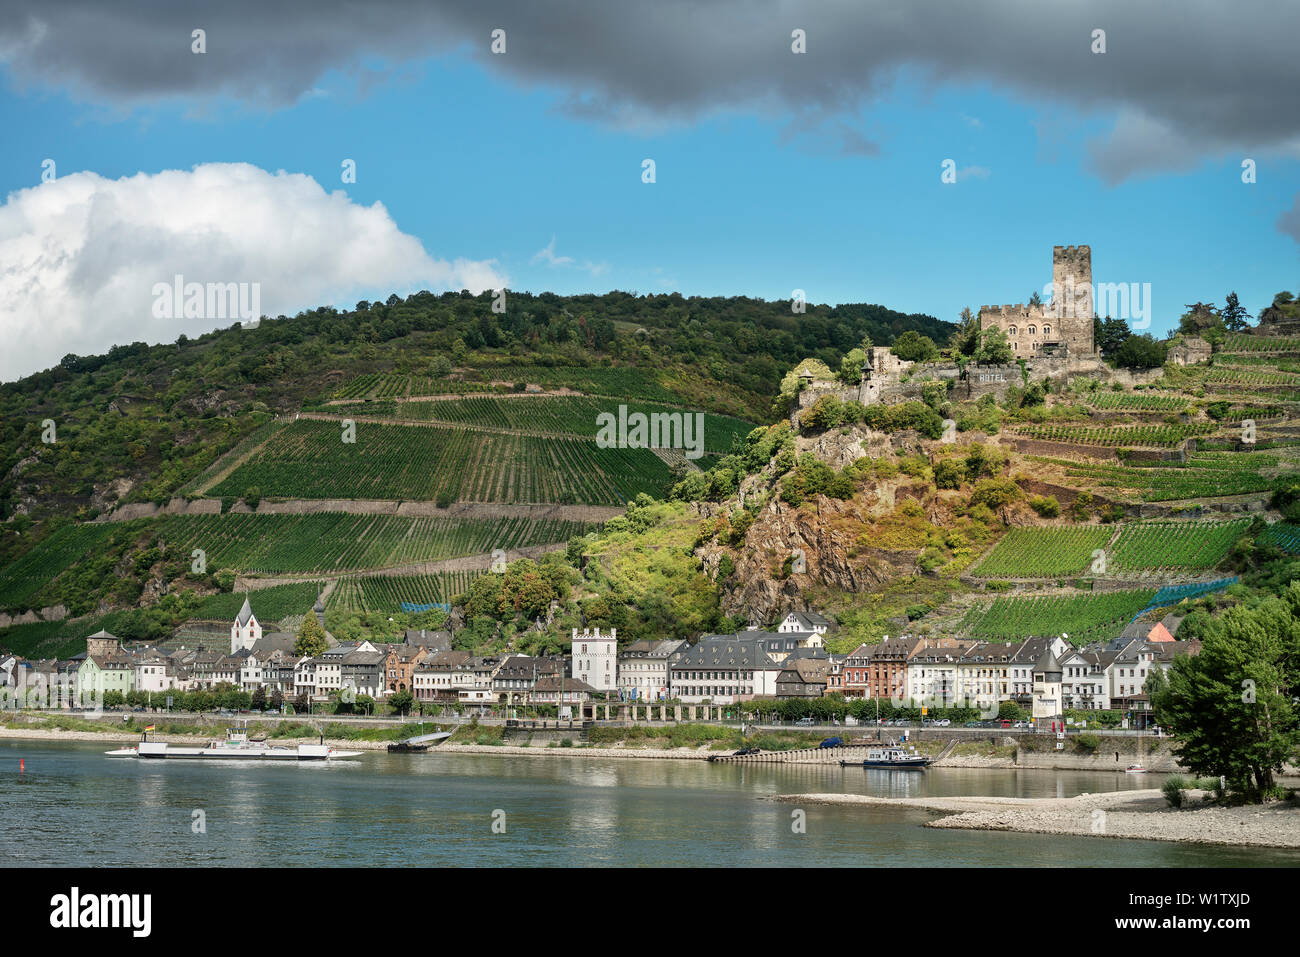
[2,1,1298,182]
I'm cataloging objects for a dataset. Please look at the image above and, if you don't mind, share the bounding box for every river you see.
[3,739,1297,867]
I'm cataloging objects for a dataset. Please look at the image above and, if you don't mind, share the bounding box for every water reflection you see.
[4,741,1296,868]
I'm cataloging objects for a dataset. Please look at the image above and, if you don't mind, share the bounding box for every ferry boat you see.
[105,724,363,761]
[840,745,931,770]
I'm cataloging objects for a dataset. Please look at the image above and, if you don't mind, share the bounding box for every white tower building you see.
[571,627,617,693]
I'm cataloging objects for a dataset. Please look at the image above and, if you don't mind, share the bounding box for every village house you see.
[905,642,977,708]
[531,675,597,707]
[775,657,832,698]
[776,611,833,639]
[380,643,428,695]
[412,650,473,703]
[492,655,562,706]
[617,639,685,701]
[670,637,783,704]
[459,656,504,707]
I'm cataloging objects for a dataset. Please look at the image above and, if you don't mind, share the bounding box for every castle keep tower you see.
[1050,244,1094,351]
[978,245,1095,357]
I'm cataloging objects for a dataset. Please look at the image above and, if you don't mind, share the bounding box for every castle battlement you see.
[980,245,1095,357]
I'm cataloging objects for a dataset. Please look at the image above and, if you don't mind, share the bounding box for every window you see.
[1042,324,1051,336]
[1008,325,1017,336]
[1028,325,1036,335]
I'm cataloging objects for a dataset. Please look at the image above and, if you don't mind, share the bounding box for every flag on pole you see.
[144,724,156,732]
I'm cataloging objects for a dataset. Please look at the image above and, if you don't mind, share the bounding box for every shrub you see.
[1163,775,1189,808]
[1074,731,1100,752]
[1029,495,1060,518]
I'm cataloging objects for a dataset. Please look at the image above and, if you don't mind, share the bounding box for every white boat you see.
[105,724,363,761]
[1125,764,1147,773]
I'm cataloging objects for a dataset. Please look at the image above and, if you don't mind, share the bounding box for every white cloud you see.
[531,235,574,267]
[531,235,608,277]
[0,163,505,381]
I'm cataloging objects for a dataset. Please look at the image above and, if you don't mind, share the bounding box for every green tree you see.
[1111,333,1167,370]
[1151,582,1300,801]
[295,614,329,658]
[388,690,415,716]
[838,347,867,385]
[950,307,980,356]
[1221,292,1250,332]
[974,328,1012,364]
[1094,316,1131,356]
[891,330,940,363]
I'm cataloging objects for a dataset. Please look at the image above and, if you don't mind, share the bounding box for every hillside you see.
[0,289,951,653]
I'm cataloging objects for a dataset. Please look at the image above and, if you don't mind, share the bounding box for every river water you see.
[3,740,1296,867]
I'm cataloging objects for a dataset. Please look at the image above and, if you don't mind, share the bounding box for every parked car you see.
[795,716,814,726]
[963,721,981,728]
[934,718,951,727]
[819,737,844,749]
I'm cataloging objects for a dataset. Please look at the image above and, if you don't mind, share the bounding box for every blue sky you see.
[1,3,1298,379]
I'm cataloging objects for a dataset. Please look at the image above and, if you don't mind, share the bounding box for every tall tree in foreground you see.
[1151,581,1300,801]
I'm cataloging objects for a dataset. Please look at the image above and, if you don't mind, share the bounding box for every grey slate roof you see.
[673,639,780,670]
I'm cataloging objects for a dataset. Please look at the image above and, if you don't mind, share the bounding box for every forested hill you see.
[0,288,949,546]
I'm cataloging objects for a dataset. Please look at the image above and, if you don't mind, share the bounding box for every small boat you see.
[1125,764,1147,773]
[105,724,362,761]
[841,745,931,770]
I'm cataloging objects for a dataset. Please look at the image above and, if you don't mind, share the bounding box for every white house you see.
[777,612,832,639]
[571,627,617,693]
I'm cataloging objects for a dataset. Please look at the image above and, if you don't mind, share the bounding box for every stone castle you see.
[978,245,1096,358]
[791,244,1112,425]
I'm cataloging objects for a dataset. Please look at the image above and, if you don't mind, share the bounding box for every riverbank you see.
[774,789,1300,849]
[0,726,397,750]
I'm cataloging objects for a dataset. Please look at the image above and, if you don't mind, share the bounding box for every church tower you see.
[230,595,262,654]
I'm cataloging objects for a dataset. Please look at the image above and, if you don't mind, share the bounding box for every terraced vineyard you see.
[1224,333,1300,353]
[961,589,1158,643]
[972,527,1114,577]
[1260,522,1300,554]
[1085,392,1189,412]
[1027,452,1279,502]
[973,520,1248,577]
[1201,367,1300,387]
[394,396,754,454]
[1108,520,1251,572]
[192,581,325,622]
[332,572,480,612]
[1010,422,1217,448]
[208,420,675,504]
[334,365,686,404]
[153,512,591,575]
[0,523,122,611]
